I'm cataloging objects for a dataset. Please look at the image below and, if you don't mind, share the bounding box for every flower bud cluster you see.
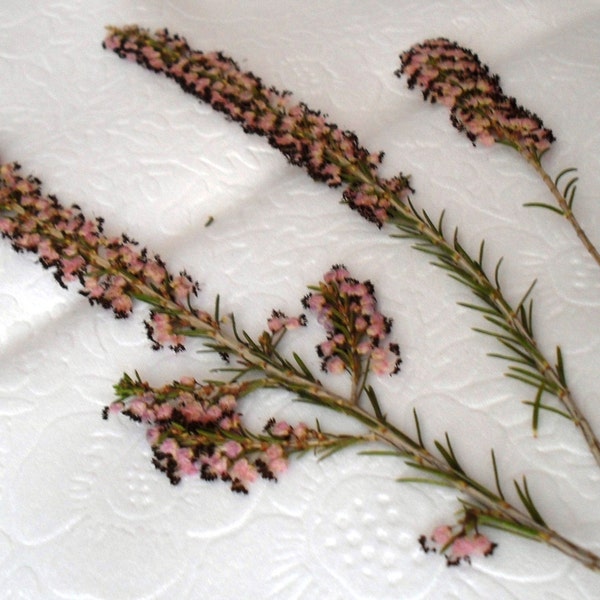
[103,26,412,227]
[419,524,496,566]
[342,175,411,229]
[106,375,322,493]
[302,264,401,377]
[0,162,211,347]
[267,310,307,334]
[398,38,555,156]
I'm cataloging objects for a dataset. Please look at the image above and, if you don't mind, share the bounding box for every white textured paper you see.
[1,1,600,598]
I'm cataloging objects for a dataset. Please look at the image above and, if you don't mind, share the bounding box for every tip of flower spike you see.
[306,265,402,378]
[398,38,554,155]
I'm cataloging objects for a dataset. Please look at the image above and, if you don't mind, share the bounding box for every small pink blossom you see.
[325,355,346,374]
[230,458,258,486]
[431,525,453,546]
[218,394,238,412]
[271,421,292,438]
[222,440,243,459]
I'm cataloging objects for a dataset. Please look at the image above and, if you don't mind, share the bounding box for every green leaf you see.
[413,408,425,448]
[397,476,454,488]
[292,352,316,382]
[554,167,578,186]
[522,400,571,420]
[366,386,385,421]
[556,346,567,386]
[214,294,221,322]
[491,449,505,500]
[359,450,403,457]
[523,202,564,215]
[514,476,547,526]
[493,257,504,290]
[531,382,546,437]
[563,176,579,202]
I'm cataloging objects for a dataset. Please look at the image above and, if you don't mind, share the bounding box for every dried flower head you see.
[107,374,328,492]
[419,523,497,566]
[397,38,555,157]
[302,264,401,377]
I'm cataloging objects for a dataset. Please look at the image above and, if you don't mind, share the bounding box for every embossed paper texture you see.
[1,1,600,598]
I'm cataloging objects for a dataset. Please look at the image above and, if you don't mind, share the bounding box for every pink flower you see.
[159,437,179,456]
[230,458,258,486]
[271,421,292,438]
[176,448,199,476]
[144,261,167,285]
[325,356,346,374]
[291,422,309,441]
[222,440,243,459]
[431,525,453,546]
[0,217,15,235]
[448,533,496,564]
[154,403,173,420]
[59,255,85,280]
[218,394,238,412]
[171,273,198,306]
[202,452,228,478]
[147,311,186,350]
[111,294,133,317]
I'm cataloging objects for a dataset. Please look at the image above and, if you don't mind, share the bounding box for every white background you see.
[1,1,600,598]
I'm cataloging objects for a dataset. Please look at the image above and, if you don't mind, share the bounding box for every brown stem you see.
[524,152,600,269]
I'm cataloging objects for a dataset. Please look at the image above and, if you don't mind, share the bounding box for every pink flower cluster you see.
[419,524,496,566]
[302,264,401,377]
[103,26,412,227]
[106,375,320,492]
[0,162,211,348]
[267,309,307,334]
[342,174,412,229]
[398,38,555,156]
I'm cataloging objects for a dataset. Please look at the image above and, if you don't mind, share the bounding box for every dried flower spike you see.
[303,264,401,381]
[103,25,412,228]
[5,163,600,572]
[397,37,555,156]
[0,162,215,349]
[108,373,345,493]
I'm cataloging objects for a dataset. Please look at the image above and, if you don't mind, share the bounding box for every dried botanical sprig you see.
[102,26,600,467]
[3,162,600,571]
[108,373,358,493]
[397,37,600,269]
[302,264,401,402]
[0,164,212,338]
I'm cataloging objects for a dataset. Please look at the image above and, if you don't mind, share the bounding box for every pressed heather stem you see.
[3,164,600,572]
[265,379,600,571]
[523,152,600,270]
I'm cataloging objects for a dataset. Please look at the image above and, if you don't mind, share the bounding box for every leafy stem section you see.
[523,153,600,269]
